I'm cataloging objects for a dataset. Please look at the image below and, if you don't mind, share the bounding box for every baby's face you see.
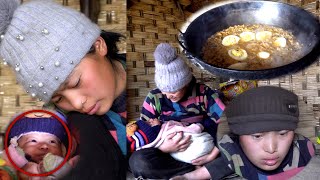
[18,133,63,163]
[239,130,294,171]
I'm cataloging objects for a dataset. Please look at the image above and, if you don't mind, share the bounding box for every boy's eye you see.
[31,139,37,143]
[251,134,262,139]
[279,130,288,136]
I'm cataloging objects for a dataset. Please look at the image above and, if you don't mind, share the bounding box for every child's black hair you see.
[87,30,126,62]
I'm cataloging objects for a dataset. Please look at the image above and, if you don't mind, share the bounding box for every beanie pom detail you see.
[0,0,20,35]
[154,43,177,65]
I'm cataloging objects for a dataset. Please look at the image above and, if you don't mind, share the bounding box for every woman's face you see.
[18,133,63,163]
[162,86,187,102]
[51,37,122,115]
[239,130,294,171]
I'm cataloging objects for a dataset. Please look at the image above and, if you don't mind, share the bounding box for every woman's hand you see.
[191,146,219,166]
[158,132,192,153]
[68,155,80,168]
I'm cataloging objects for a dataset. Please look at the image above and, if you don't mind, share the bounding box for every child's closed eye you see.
[71,76,81,88]
[52,94,63,104]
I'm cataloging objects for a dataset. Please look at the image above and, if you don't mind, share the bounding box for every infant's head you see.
[17,132,63,163]
[8,115,67,163]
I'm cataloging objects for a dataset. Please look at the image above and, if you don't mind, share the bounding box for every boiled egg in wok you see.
[228,48,248,61]
[222,35,240,46]
[273,37,287,47]
[239,32,255,42]
[228,62,248,70]
[256,31,272,41]
[258,51,270,59]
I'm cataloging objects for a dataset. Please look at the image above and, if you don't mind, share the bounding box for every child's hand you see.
[158,132,191,153]
[191,146,219,166]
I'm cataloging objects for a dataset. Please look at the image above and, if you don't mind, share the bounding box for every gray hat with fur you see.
[226,86,299,135]
[154,43,192,92]
[0,0,100,103]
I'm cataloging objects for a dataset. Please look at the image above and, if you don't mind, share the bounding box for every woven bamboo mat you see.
[127,0,320,142]
[0,0,126,142]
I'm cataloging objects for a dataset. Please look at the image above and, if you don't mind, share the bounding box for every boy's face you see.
[18,133,63,163]
[51,37,122,115]
[239,130,294,171]
[162,86,187,102]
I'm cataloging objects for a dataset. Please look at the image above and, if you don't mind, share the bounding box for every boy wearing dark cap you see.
[172,86,316,180]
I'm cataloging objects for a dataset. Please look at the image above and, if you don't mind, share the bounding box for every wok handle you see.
[177,29,189,51]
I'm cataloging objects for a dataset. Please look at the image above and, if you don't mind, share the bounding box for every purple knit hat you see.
[8,116,68,148]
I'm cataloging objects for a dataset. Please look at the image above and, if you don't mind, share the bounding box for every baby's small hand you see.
[147,118,161,127]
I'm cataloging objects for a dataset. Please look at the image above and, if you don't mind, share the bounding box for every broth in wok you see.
[202,24,303,70]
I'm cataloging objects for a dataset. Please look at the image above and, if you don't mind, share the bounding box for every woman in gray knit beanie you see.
[172,86,317,180]
[0,0,127,179]
[129,43,226,179]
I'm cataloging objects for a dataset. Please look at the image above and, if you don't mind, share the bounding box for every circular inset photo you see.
[4,109,73,178]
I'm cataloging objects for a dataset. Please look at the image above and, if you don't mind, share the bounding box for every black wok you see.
[178,1,320,80]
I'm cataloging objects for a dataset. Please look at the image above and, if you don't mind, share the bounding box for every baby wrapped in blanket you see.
[128,120,215,163]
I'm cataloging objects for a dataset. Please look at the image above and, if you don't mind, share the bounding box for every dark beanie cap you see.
[226,86,299,135]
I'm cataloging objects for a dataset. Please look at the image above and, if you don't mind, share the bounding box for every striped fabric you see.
[128,130,149,152]
[140,77,225,142]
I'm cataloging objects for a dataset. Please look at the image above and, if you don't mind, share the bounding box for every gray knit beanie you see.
[226,86,299,135]
[0,0,100,103]
[154,43,193,92]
